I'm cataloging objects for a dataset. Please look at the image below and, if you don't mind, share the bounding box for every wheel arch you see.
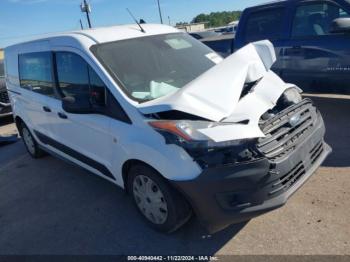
[14,115,24,131]
[122,159,159,193]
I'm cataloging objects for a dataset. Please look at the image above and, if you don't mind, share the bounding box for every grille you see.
[269,162,306,195]
[0,90,9,104]
[258,99,317,161]
[310,141,324,165]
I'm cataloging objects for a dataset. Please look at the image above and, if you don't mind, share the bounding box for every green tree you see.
[192,11,242,28]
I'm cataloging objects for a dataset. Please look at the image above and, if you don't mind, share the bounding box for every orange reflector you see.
[148,121,192,141]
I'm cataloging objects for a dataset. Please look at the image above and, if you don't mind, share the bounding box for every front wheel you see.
[128,164,192,233]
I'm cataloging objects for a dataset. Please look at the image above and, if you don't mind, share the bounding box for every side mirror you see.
[330,18,350,34]
[62,95,93,114]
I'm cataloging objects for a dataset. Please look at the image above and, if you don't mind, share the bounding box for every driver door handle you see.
[58,112,68,119]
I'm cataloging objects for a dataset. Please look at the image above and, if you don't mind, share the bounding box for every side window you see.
[18,52,55,96]
[292,2,350,37]
[89,66,106,107]
[245,8,285,42]
[55,52,106,107]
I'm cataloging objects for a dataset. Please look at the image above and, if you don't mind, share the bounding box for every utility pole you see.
[157,0,163,24]
[80,0,92,28]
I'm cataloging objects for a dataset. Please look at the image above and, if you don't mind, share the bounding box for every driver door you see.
[45,49,115,180]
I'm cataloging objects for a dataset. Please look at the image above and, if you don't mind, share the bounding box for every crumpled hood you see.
[138,40,294,141]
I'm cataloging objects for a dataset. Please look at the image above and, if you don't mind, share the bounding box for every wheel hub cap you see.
[22,128,35,155]
[132,175,168,225]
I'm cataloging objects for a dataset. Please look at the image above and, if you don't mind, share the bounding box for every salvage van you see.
[5,24,331,233]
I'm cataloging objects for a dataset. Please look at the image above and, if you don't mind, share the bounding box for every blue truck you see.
[205,0,350,94]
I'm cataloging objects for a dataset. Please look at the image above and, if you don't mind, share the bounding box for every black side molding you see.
[7,89,22,95]
[34,131,115,180]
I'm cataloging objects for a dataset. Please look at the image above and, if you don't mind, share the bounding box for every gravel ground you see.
[0,94,349,255]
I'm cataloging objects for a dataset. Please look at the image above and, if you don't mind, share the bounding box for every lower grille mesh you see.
[269,162,306,195]
[310,141,324,165]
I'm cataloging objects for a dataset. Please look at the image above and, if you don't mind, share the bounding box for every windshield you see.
[91,33,220,102]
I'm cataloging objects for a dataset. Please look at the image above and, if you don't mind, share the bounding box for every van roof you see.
[6,24,179,49]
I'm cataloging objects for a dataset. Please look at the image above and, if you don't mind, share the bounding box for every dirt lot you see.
[0,94,349,255]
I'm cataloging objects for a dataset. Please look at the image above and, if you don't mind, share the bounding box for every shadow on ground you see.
[305,95,350,167]
[0,116,17,147]
[0,147,247,255]
[0,115,13,127]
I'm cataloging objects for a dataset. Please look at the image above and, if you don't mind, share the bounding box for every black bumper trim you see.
[172,143,331,234]
[0,104,12,117]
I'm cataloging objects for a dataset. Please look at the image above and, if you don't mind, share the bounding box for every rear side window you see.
[55,52,106,107]
[18,52,54,96]
[245,8,285,42]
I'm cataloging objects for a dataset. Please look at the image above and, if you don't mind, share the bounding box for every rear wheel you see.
[128,164,192,233]
[19,123,46,158]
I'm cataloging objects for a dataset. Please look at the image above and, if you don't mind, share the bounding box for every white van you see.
[5,24,331,233]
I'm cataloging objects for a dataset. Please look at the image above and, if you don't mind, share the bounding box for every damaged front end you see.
[147,96,331,234]
[140,40,331,233]
[146,87,306,170]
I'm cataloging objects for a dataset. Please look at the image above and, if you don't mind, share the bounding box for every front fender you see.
[110,129,202,187]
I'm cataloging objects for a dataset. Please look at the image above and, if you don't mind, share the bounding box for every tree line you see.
[176,11,242,28]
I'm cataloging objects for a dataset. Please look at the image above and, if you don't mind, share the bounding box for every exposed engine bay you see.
[138,40,303,143]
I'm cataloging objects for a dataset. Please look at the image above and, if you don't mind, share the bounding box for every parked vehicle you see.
[235,0,350,94]
[0,59,12,118]
[5,24,331,233]
[213,25,238,34]
[200,34,235,57]
[189,31,221,40]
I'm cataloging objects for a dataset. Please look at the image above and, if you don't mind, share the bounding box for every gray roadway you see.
[0,94,349,255]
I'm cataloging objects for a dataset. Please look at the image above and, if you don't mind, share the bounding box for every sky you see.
[0,0,269,48]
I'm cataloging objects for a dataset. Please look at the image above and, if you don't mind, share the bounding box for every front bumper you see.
[171,113,331,234]
[0,90,12,117]
[0,103,12,117]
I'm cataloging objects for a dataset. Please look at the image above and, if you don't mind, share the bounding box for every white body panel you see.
[4,24,290,185]
[138,40,290,142]
[5,24,202,184]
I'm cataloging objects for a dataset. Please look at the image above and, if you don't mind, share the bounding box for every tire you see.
[128,164,192,233]
[19,122,46,158]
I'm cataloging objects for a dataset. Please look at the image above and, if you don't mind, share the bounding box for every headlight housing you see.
[148,120,261,168]
[149,120,249,149]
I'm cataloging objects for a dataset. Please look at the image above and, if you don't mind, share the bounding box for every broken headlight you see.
[149,120,247,148]
[149,120,261,168]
